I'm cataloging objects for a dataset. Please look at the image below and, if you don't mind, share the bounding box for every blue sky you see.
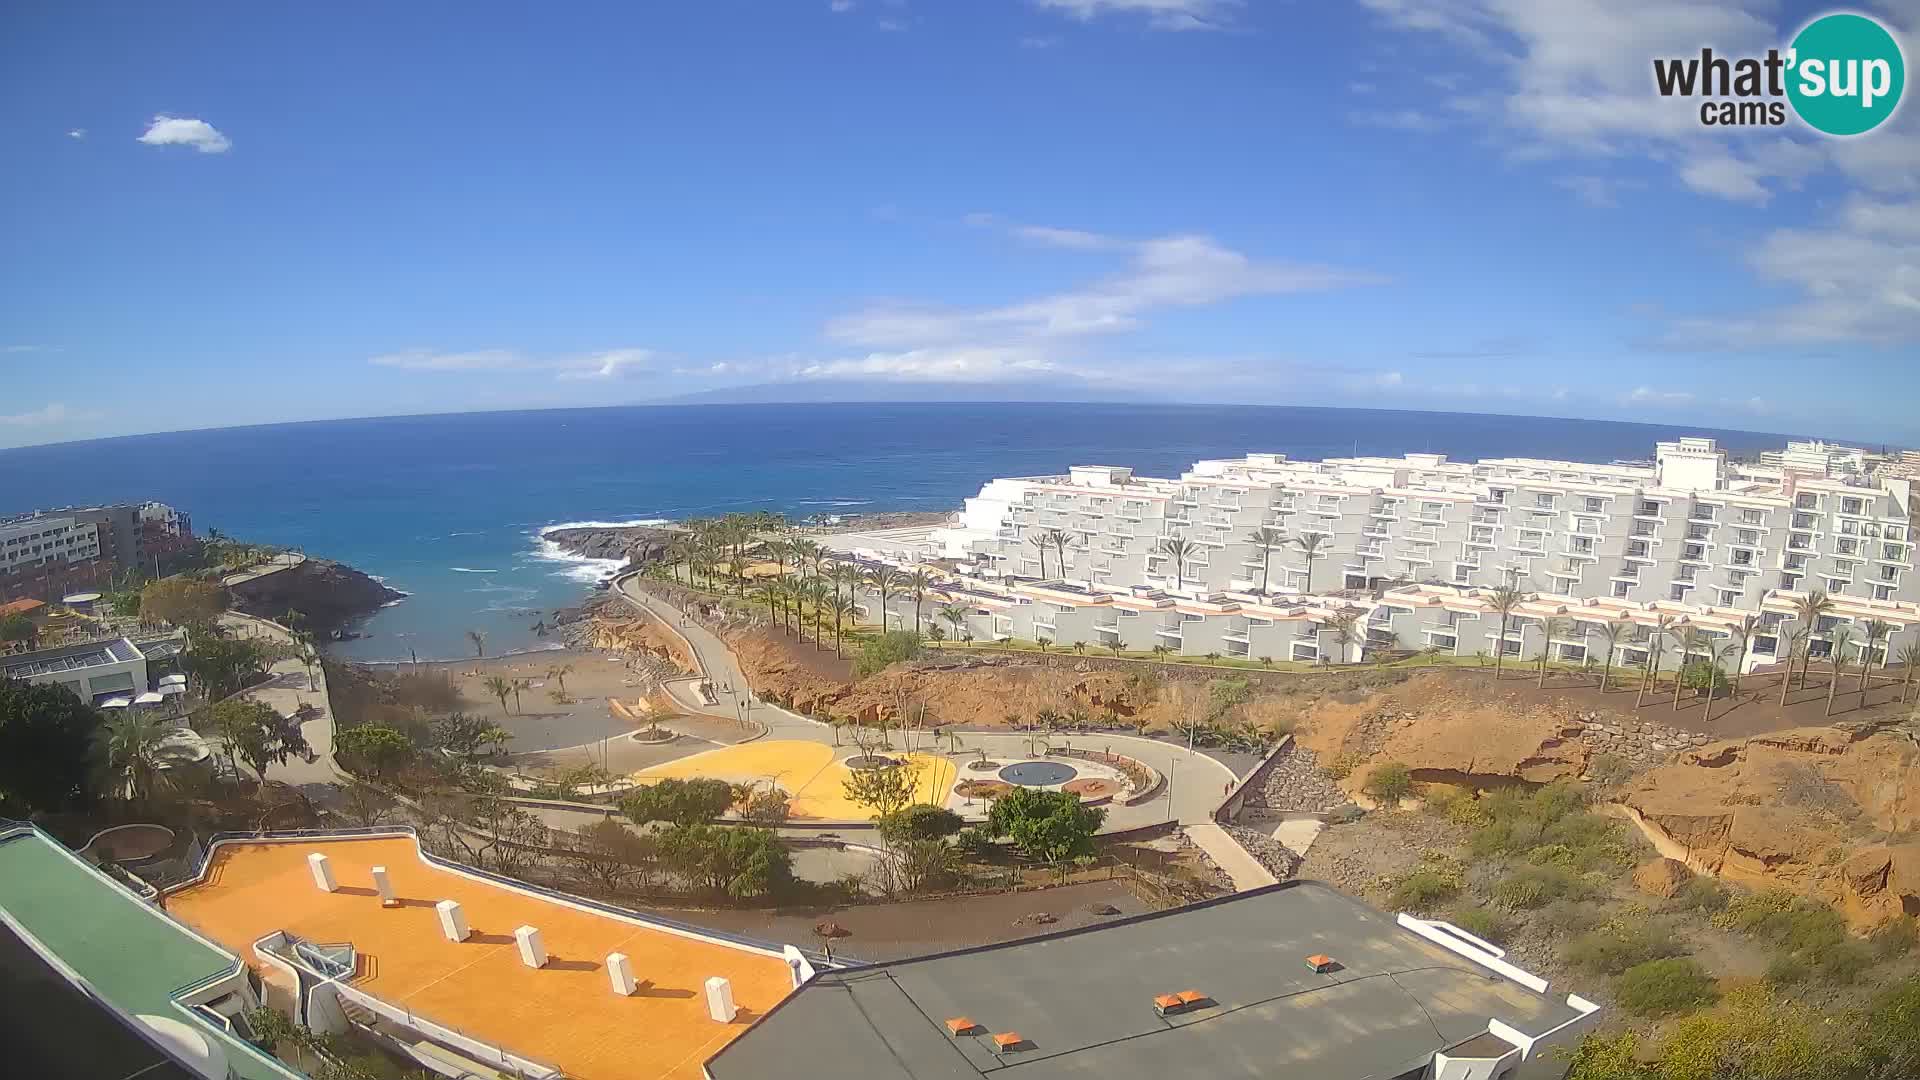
[2,0,1916,449]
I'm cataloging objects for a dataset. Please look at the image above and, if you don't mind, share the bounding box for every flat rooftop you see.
[0,826,299,1080]
[708,880,1586,1080]
[1,636,141,678]
[167,835,796,1080]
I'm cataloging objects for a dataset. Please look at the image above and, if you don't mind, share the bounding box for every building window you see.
[1612,581,1630,598]
[1585,497,1605,513]
[1740,508,1764,525]
[1721,589,1739,606]
[1639,501,1659,516]
[1797,493,1818,510]
[1842,497,1865,515]
[1670,584,1691,601]
[1827,578,1848,593]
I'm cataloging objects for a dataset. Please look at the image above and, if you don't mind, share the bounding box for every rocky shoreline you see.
[228,557,407,631]
[542,509,955,566]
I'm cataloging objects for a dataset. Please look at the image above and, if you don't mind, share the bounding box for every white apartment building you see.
[920,436,1919,673]
[0,514,102,575]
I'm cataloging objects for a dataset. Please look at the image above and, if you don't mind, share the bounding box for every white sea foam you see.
[530,534,630,584]
[538,518,673,535]
[448,567,499,574]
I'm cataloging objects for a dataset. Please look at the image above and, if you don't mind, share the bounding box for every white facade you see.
[0,514,101,574]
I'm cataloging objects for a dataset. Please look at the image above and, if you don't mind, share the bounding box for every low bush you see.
[1565,924,1685,977]
[1870,916,1919,960]
[1447,904,1510,945]
[1389,862,1463,912]
[1493,865,1589,911]
[1670,876,1730,914]
[1363,762,1416,808]
[1541,899,1605,936]
[1765,954,1811,986]
[1322,751,1366,781]
[1616,957,1720,1017]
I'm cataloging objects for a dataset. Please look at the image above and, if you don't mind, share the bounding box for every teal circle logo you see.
[1787,13,1905,136]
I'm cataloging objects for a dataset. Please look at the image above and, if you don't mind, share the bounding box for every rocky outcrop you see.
[1633,857,1693,899]
[228,559,404,631]
[1620,724,1920,926]
[544,525,679,566]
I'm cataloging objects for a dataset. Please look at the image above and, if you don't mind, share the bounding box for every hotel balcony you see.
[1154,625,1183,640]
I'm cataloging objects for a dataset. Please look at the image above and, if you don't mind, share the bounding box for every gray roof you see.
[2,637,143,679]
[706,881,1582,1080]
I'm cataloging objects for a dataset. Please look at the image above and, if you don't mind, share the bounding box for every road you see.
[216,610,342,805]
[610,572,1236,829]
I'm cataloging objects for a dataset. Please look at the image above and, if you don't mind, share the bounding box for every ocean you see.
[0,402,1806,662]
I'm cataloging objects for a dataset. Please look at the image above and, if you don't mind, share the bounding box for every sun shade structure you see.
[705,881,1600,1080]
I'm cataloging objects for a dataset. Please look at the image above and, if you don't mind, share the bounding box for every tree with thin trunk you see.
[1596,619,1631,691]
[1790,590,1834,689]
[828,594,854,658]
[1486,583,1529,680]
[483,675,514,718]
[1154,537,1198,592]
[93,711,175,807]
[1638,615,1674,708]
[1244,526,1286,594]
[830,561,863,623]
[1671,625,1704,712]
[1726,615,1757,698]
[1898,641,1920,704]
[905,569,933,636]
[1826,630,1854,717]
[803,579,831,648]
[1780,628,1809,707]
[510,678,529,714]
[467,629,486,659]
[1536,617,1569,687]
[867,566,901,632]
[1026,532,1051,579]
[940,602,968,645]
[1291,532,1328,594]
[1327,610,1364,664]
[1046,529,1076,582]
[755,579,781,625]
[1858,619,1891,710]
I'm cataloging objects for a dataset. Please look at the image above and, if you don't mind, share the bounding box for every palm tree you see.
[1291,532,1328,593]
[1537,617,1569,687]
[1025,532,1051,579]
[1826,630,1855,717]
[1045,529,1076,582]
[802,579,831,648]
[1790,590,1835,689]
[1899,641,1920,704]
[549,663,573,695]
[1327,609,1364,664]
[1485,583,1528,679]
[1154,537,1198,592]
[94,711,174,806]
[482,675,514,718]
[1726,615,1758,698]
[905,569,934,636]
[1705,639,1741,721]
[1596,619,1631,692]
[665,535,693,585]
[466,629,486,659]
[1858,619,1891,710]
[755,579,782,624]
[940,602,968,645]
[1671,625,1704,712]
[1638,615,1674,708]
[827,593,854,658]
[1780,627,1809,707]
[1244,526,1285,593]
[830,561,864,622]
[866,566,901,632]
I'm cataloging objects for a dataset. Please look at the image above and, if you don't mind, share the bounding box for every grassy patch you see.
[1616,957,1720,1017]
[1565,923,1686,977]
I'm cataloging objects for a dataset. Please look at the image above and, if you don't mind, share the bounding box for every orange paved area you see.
[167,837,793,1080]
[631,740,959,820]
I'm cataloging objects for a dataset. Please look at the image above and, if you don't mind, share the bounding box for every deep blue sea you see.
[0,403,1805,662]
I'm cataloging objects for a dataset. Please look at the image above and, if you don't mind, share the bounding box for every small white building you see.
[1,637,149,705]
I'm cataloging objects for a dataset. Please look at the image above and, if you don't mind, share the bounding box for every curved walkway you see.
[610,573,1236,830]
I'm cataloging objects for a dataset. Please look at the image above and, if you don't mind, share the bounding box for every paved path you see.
[610,573,1237,829]
[219,551,305,589]
[218,611,341,803]
[1271,818,1326,859]
[1185,822,1279,892]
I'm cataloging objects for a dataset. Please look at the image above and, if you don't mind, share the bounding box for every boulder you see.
[1632,858,1692,899]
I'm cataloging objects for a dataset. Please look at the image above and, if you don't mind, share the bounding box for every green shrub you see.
[1679,660,1729,693]
[1541,900,1605,936]
[1811,940,1874,985]
[1364,762,1416,808]
[1448,904,1510,945]
[1616,957,1720,1017]
[1322,751,1365,781]
[1389,868,1461,911]
[854,630,923,677]
[1765,954,1811,986]
[1670,877,1730,914]
[1565,925,1685,976]
[1493,865,1588,911]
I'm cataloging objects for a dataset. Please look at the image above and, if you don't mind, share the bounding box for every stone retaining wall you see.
[1573,712,1715,767]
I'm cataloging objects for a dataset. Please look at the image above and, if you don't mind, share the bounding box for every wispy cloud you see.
[1020,35,1062,48]
[67,128,86,140]
[1032,0,1240,31]
[0,402,97,428]
[829,0,855,11]
[1554,175,1643,209]
[136,115,231,154]
[369,347,658,379]
[831,228,1385,349]
[1,344,53,355]
[1623,385,1695,406]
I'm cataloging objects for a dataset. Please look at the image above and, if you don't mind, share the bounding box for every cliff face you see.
[228,559,405,630]
[544,526,678,565]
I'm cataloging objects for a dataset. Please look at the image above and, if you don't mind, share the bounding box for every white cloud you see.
[877,16,906,30]
[1020,35,1062,48]
[830,0,855,10]
[829,231,1384,348]
[1350,108,1439,131]
[1372,371,1405,387]
[0,402,93,427]
[1624,385,1695,405]
[67,128,86,140]
[1012,224,1120,250]
[1,344,50,355]
[136,115,231,154]
[1032,0,1239,30]
[1678,154,1773,205]
[370,347,658,379]
[795,346,1059,383]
